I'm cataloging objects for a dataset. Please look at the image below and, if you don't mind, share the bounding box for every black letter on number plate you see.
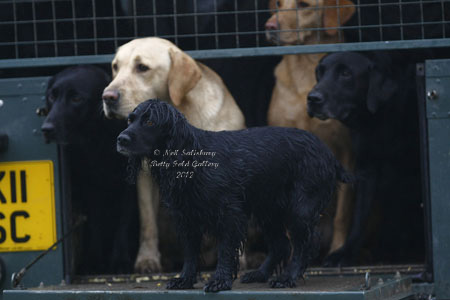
[10,171,16,203]
[0,212,6,243]
[20,170,27,203]
[0,172,6,203]
[11,211,30,243]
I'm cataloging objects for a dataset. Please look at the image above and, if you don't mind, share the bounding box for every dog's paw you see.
[323,247,352,267]
[204,279,233,292]
[166,277,196,290]
[269,275,297,288]
[240,270,269,283]
[134,255,162,273]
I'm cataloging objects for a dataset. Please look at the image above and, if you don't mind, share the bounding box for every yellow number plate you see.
[0,160,56,252]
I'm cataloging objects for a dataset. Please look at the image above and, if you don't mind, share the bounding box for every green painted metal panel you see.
[0,38,450,69]
[2,276,412,300]
[0,77,64,290]
[425,60,450,78]
[425,80,450,120]
[425,59,450,300]
[2,290,365,300]
[426,61,450,120]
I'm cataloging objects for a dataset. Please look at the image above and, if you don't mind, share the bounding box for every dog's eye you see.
[128,113,136,125]
[298,1,309,8]
[112,63,118,72]
[136,63,150,73]
[340,69,352,78]
[71,97,82,103]
[146,121,154,126]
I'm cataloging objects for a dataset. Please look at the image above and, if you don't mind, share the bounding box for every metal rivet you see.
[427,90,439,100]
[22,97,28,102]
[0,99,3,108]
[32,129,41,136]
[431,112,437,118]
[17,83,22,88]
[435,79,441,83]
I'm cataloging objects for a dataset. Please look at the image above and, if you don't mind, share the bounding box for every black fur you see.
[307,52,423,266]
[41,65,139,274]
[118,99,352,291]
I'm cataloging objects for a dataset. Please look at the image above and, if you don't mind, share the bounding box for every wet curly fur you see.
[118,99,353,292]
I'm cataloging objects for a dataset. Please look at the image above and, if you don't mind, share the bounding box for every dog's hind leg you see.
[270,220,314,287]
[241,222,290,283]
[329,182,354,252]
[329,149,355,253]
[270,191,327,288]
[323,171,378,267]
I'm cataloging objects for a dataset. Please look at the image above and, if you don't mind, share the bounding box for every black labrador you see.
[307,52,423,266]
[117,99,353,292]
[41,65,139,274]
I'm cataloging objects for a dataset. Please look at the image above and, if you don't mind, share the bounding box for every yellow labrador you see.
[265,0,355,253]
[103,37,245,273]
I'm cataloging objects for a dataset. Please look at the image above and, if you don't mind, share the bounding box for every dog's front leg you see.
[203,243,236,292]
[204,214,246,292]
[134,164,162,273]
[167,222,202,289]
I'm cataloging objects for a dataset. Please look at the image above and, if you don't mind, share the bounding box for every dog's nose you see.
[117,134,131,146]
[41,122,56,143]
[102,89,120,104]
[41,122,55,134]
[265,19,278,31]
[307,91,324,104]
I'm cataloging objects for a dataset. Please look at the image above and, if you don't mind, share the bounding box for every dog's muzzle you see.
[307,91,329,120]
[116,133,132,156]
[265,30,281,45]
[41,122,56,144]
[102,89,120,116]
[102,89,120,104]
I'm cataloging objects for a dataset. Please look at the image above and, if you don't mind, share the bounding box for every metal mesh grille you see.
[0,0,449,60]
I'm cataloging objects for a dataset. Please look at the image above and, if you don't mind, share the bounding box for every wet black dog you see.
[117,99,352,292]
[41,65,139,274]
[307,52,423,266]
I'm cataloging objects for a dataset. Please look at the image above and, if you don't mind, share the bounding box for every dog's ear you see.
[168,48,202,106]
[323,0,355,36]
[366,65,398,114]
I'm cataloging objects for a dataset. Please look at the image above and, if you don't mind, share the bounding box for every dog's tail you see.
[335,161,356,184]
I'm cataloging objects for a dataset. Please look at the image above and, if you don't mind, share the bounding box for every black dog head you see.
[117,99,187,157]
[41,66,111,144]
[307,52,398,127]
